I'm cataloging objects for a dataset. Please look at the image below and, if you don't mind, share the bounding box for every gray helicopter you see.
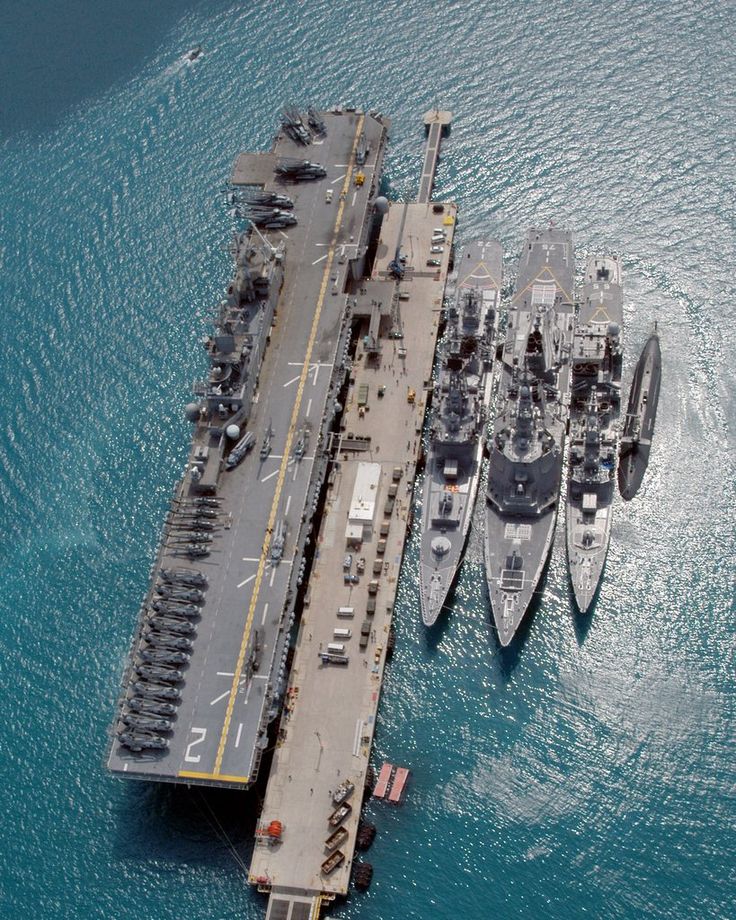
[150,599,200,618]
[274,158,326,180]
[225,430,255,470]
[132,681,181,700]
[118,731,169,752]
[135,664,184,684]
[148,616,197,636]
[121,713,173,733]
[159,568,208,588]
[142,630,193,652]
[307,107,326,135]
[140,648,190,666]
[155,585,205,603]
[281,106,311,145]
[127,697,177,717]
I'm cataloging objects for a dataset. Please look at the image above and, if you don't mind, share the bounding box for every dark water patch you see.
[0,0,216,137]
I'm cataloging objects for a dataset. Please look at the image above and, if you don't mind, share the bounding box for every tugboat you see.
[565,256,623,611]
[483,228,575,646]
[418,240,502,625]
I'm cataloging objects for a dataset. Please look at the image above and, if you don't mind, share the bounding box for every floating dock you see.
[372,763,393,800]
[249,111,454,918]
[388,767,410,804]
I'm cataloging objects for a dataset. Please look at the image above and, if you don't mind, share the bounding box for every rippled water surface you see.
[1,2,734,918]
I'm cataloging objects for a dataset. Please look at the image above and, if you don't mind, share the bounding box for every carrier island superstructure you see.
[418,241,502,626]
[483,228,575,646]
[107,108,392,787]
[565,256,623,611]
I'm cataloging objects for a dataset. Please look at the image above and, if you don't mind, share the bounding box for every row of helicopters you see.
[116,565,209,753]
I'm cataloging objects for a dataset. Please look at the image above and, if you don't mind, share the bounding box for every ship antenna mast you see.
[248,219,277,260]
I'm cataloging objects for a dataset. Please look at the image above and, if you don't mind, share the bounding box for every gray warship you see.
[108,108,391,787]
[484,227,575,646]
[419,241,502,626]
[565,256,623,612]
[618,331,661,500]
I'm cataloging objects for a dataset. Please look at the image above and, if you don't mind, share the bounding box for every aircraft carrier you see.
[418,240,502,626]
[107,107,390,787]
[483,227,575,646]
[565,256,623,612]
[619,331,661,500]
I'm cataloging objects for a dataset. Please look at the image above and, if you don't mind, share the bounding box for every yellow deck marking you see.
[458,259,501,289]
[178,770,249,783]
[211,115,366,776]
[589,306,612,323]
[512,264,574,307]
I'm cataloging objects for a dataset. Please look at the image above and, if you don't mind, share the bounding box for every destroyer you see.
[565,257,623,612]
[484,228,575,645]
[619,331,661,500]
[419,241,502,625]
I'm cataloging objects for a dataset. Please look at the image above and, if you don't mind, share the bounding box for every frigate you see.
[484,227,575,646]
[418,241,502,626]
[618,331,661,500]
[565,256,623,612]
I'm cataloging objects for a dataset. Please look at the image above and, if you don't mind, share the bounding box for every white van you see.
[333,628,352,639]
[327,642,346,654]
[337,606,355,618]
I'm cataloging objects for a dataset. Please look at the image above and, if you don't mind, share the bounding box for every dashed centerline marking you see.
[211,114,366,778]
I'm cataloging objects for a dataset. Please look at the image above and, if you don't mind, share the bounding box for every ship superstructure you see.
[484,228,575,645]
[418,241,502,625]
[565,257,623,611]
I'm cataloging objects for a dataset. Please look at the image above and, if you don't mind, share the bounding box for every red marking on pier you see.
[373,762,393,799]
[388,767,409,804]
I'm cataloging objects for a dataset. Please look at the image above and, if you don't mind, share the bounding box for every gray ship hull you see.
[484,505,558,643]
[618,333,661,500]
[566,256,624,613]
[419,240,502,626]
[484,227,575,645]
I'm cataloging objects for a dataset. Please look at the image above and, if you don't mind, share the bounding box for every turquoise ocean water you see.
[1,1,734,917]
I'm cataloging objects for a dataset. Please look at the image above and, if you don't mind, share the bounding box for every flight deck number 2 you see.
[185,728,207,763]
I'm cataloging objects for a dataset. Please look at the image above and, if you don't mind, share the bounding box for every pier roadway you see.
[108,111,388,787]
[417,109,452,203]
[250,199,456,908]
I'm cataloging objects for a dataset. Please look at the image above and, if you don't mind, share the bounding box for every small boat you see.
[186,45,203,62]
[321,849,345,876]
[332,779,355,805]
[324,827,349,852]
[328,802,352,827]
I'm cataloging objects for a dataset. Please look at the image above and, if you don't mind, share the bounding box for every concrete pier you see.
[250,114,455,917]
[417,109,452,203]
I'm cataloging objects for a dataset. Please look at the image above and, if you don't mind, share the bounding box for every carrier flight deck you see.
[108,109,390,787]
